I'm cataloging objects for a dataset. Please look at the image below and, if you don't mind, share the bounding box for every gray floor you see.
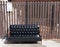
[1,39,60,47]
[0,39,46,47]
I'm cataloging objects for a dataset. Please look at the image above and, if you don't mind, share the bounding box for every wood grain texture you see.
[9,0,60,2]
[0,1,60,39]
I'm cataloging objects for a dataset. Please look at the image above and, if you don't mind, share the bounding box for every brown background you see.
[0,1,60,39]
[9,0,60,2]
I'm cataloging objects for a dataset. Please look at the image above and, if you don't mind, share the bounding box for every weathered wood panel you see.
[0,1,60,39]
[9,0,60,2]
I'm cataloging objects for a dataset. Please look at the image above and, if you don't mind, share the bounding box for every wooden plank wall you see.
[0,1,60,39]
[10,0,60,2]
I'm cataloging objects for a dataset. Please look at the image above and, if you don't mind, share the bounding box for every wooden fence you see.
[0,1,60,39]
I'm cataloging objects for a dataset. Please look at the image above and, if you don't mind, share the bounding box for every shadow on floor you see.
[4,40,40,44]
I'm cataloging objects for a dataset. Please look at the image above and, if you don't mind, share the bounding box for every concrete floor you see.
[0,43,45,47]
[42,39,60,47]
[0,39,46,47]
[0,39,60,47]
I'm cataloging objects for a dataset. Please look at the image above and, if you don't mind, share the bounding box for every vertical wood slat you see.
[37,1,40,25]
[54,2,56,39]
[27,2,29,24]
[53,2,55,39]
[40,2,42,37]
[56,2,59,39]
[44,2,46,39]
[2,1,5,37]
[16,2,18,24]
[43,2,45,39]
[0,1,3,38]
[48,2,51,39]
[45,2,47,39]
[56,2,58,39]
[40,2,43,39]
[42,2,44,39]
[35,2,37,24]
[55,2,57,39]
[29,2,31,24]
[46,2,48,39]
[33,2,35,24]
[32,2,33,24]
[59,2,60,39]
[4,1,7,35]
[58,2,60,39]
[34,1,35,24]
[22,2,26,24]
[50,2,52,39]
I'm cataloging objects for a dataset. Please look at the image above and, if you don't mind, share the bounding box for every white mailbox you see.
[7,2,12,12]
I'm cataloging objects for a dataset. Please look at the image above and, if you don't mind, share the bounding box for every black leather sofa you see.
[6,24,42,42]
